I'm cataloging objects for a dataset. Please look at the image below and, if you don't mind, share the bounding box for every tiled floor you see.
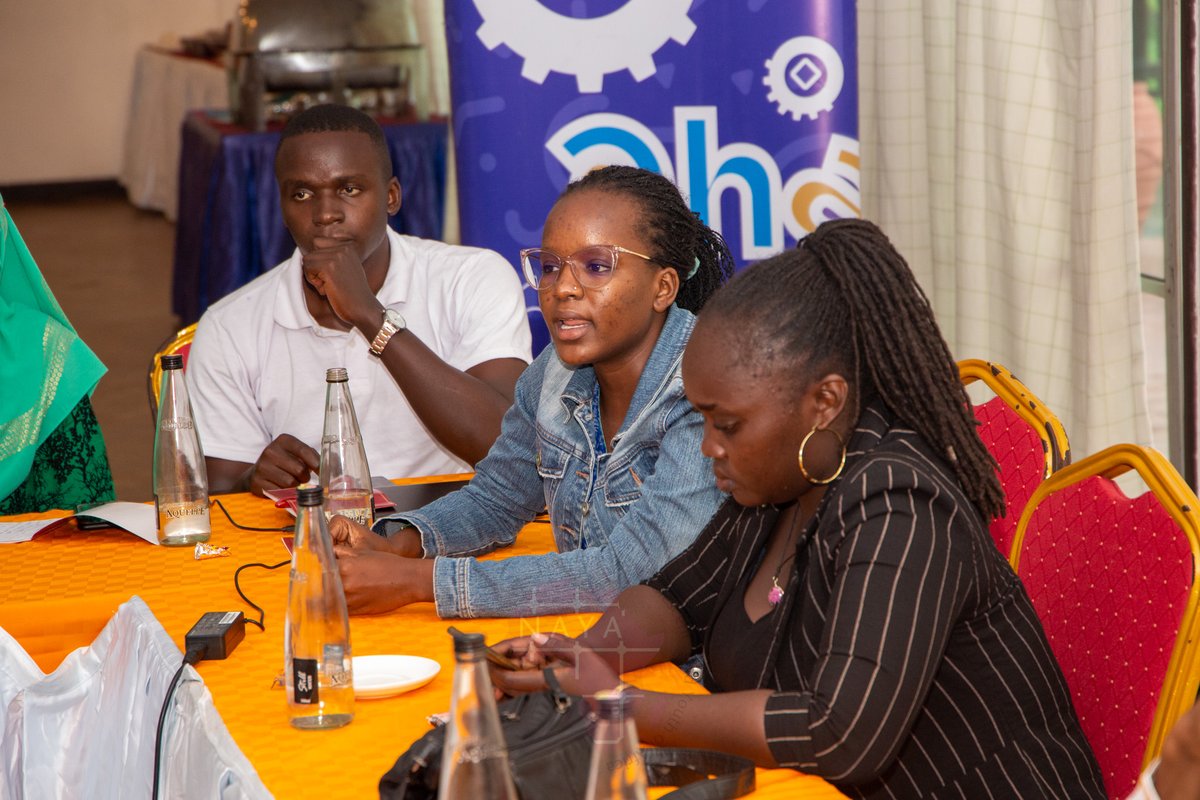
[2,190,1179,502]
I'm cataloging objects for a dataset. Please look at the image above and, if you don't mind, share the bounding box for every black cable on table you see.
[233,559,291,631]
[212,497,293,532]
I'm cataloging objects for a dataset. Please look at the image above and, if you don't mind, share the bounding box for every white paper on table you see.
[0,502,158,545]
[75,502,159,545]
[0,519,66,544]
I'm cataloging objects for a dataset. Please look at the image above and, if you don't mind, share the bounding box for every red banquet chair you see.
[958,359,1070,557]
[146,323,197,419]
[1011,444,1200,799]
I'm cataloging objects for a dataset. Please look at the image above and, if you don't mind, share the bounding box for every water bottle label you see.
[161,501,208,519]
[323,644,352,687]
[159,418,194,431]
[292,658,319,705]
[157,500,211,534]
[323,508,371,527]
[321,434,359,445]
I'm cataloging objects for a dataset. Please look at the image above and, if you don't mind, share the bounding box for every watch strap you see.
[369,310,404,356]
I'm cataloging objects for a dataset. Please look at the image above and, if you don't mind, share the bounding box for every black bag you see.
[379,677,755,800]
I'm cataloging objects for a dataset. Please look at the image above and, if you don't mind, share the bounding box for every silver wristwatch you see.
[369,308,406,356]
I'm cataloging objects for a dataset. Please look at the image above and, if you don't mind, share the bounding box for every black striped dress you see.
[646,403,1105,799]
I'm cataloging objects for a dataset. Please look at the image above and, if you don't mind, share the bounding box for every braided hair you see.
[701,218,1004,521]
[560,166,734,312]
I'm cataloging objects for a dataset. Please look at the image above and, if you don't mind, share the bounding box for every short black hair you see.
[275,104,393,180]
[559,166,734,313]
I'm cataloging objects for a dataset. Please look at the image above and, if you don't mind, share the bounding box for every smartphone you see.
[483,646,521,671]
[447,626,521,670]
[75,504,116,530]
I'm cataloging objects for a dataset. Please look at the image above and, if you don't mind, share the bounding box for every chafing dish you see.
[228,0,423,130]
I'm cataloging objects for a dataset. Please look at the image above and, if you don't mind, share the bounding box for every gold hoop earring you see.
[797,426,846,485]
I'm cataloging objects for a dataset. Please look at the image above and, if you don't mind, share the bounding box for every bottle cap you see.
[326,367,349,382]
[449,628,486,655]
[160,354,184,370]
[594,689,635,719]
[296,484,324,507]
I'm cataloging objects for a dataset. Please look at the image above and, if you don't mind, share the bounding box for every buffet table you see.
[0,483,843,799]
[171,111,448,324]
[119,46,228,220]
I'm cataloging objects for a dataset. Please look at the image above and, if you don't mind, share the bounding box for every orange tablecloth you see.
[1,486,845,799]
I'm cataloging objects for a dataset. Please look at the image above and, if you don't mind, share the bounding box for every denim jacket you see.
[385,305,725,618]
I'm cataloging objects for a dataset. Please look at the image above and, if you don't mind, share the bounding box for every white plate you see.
[352,655,441,699]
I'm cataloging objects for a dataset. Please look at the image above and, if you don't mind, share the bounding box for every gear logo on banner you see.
[473,0,696,93]
[763,36,845,121]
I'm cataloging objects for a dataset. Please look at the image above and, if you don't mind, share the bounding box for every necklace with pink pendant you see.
[768,576,786,606]
[766,505,805,607]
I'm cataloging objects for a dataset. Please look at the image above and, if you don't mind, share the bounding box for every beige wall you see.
[0,0,230,185]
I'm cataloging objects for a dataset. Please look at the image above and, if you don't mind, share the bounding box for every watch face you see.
[384,308,406,330]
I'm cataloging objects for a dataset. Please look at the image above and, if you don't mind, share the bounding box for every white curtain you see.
[859,0,1151,458]
[412,0,452,118]
[412,0,461,243]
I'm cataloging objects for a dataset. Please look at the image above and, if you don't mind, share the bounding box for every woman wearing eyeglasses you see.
[330,166,733,618]
[492,219,1106,798]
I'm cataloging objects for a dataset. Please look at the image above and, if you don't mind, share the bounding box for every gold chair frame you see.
[958,358,1071,475]
[147,323,197,418]
[1011,443,1200,770]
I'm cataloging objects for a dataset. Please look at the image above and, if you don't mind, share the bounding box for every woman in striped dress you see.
[494,219,1105,799]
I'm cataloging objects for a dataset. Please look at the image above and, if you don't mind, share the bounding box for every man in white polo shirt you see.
[186,105,531,495]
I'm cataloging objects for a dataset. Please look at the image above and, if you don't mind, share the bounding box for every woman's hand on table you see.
[334,547,435,614]
[490,633,622,698]
[328,516,422,557]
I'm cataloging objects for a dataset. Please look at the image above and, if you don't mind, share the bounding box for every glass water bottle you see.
[438,632,518,800]
[285,484,354,729]
[152,353,211,545]
[584,691,649,800]
[318,367,373,527]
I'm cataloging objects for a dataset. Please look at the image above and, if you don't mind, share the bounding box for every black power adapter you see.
[154,612,247,800]
[184,611,246,660]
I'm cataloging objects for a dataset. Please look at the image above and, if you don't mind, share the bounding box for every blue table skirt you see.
[172,111,447,324]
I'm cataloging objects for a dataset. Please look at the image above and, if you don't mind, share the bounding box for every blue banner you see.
[446,0,859,351]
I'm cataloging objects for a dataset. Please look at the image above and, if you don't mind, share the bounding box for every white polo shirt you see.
[186,229,532,479]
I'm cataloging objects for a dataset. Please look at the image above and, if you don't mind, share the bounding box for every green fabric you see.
[0,396,114,514]
[0,194,112,507]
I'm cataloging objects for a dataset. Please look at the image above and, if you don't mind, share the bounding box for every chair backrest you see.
[147,323,197,418]
[959,359,1070,557]
[1011,444,1200,799]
